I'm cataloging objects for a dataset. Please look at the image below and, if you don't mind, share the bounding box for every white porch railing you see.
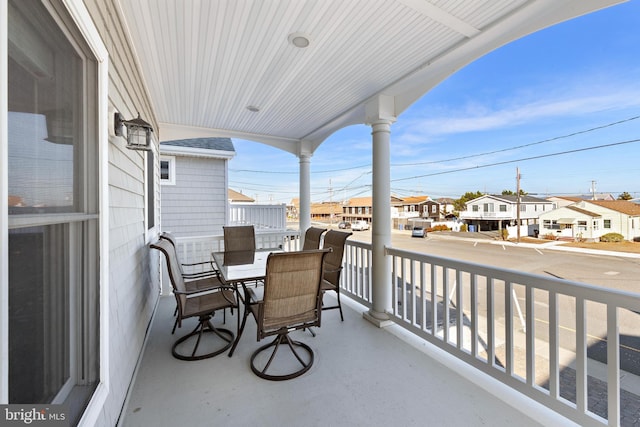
[228,203,287,230]
[383,246,640,427]
[174,232,639,427]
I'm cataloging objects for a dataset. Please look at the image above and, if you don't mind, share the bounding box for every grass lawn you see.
[561,240,640,254]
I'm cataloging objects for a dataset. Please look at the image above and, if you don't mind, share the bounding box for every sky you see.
[229,1,640,205]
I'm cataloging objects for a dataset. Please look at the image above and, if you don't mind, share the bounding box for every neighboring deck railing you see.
[228,203,287,230]
[174,232,639,427]
[175,229,301,265]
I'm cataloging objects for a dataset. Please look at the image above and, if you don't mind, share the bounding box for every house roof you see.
[228,189,254,203]
[402,195,430,204]
[160,137,236,159]
[311,202,342,215]
[555,194,615,202]
[118,0,622,155]
[348,196,403,207]
[161,137,235,151]
[586,200,640,216]
[437,197,455,204]
[348,197,373,207]
[472,194,551,204]
[565,205,601,218]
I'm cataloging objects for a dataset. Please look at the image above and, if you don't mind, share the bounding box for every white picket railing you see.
[228,203,287,230]
[382,246,640,427]
[174,232,640,427]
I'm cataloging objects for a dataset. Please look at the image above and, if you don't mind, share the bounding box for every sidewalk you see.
[428,230,640,259]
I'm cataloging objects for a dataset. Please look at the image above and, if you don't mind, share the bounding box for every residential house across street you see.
[539,199,640,241]
[459,194,554,233]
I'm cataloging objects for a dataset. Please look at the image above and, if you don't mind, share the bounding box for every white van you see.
[351,220,370,231]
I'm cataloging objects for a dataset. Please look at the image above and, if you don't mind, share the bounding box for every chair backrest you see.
[321,230,352,287]
[150,239,187,312]
[259,249,329,334]
[302,227,327,250]
[159,231,178,247]
[159,232,184,274]
[223,225,256,252]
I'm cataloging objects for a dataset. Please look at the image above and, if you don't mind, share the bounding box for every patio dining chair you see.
[223,225,256,252]
[248,249,329,380]
[157,233,230,333]
[151,239,237,360]
[302,226,327,250]
[320,230,352,321]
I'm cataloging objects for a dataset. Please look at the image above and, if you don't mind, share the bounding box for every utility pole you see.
[591,180,597,200]
[329,179,333,227]
[516,167,521,242]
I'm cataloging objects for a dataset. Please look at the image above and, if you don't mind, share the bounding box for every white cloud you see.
[399,81,640,140]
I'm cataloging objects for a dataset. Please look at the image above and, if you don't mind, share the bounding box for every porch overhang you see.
[558,218,577,224]
[117,0,625,152]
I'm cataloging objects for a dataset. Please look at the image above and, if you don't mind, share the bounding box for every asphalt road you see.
[347,228,640,293]
[343,227,640,375]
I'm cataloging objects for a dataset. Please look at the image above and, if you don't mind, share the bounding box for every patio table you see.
[212,248,284,356]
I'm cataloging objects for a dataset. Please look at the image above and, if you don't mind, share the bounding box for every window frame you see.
[159,155,176,185]
[2,0,110,418]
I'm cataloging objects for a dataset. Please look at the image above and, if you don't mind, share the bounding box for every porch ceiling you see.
[118,0,623,155]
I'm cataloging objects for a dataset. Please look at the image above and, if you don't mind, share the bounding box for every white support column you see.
[363,119,394,327]
[299,153,311,237]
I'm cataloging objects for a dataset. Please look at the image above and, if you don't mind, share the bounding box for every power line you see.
[229,115,639,174]
[392,138,640,182]
[391,114,640,167]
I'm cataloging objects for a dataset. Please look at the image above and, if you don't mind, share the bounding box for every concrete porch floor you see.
[119,294,575,427]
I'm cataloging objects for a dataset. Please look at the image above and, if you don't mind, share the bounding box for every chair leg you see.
[172,317,179,335]
[250,333,314,381]
[172,314,234,361]
[321,290,344,321]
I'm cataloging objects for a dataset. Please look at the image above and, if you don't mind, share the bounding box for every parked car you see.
[338,221,351,229]
[411,226,426,238]
[351,220,370,231]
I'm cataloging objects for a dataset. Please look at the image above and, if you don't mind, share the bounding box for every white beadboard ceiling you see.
[118,0,623,155]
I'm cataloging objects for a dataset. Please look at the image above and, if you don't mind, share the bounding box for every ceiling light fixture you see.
[288,32,311,48]
[246,105,260,113]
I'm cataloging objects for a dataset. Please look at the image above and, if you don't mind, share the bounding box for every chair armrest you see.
[181,260,220,280]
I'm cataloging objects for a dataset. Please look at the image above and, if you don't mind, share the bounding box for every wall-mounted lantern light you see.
[114,112,154,151]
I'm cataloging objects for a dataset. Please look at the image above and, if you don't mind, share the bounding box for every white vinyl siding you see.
[81,0,161,425]
[160,156,227,236]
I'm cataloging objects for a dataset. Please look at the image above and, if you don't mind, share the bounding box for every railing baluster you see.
[607,305,620,427]
[470,273,478,357]
[526,285,534,387]
[431,264,437,336]
[576,296,587,414]
[505,281,513,376]
[456,269,463,350]
[487,277,495,367]
[391,254,398,317]
[401,257,408,320]
[443,268,450,344]
[549,290,559,399]
[421,261,427,332]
